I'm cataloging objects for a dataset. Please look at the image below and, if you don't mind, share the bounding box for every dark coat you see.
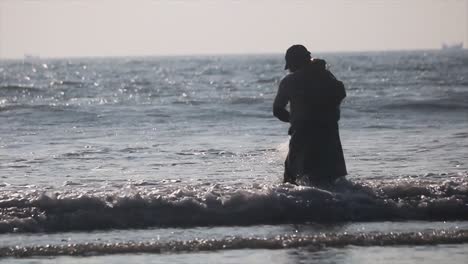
[273,60,347,184]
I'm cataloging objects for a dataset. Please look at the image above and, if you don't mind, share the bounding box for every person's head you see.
[284,44,312,72]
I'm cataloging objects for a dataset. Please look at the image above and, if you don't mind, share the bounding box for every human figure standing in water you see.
[273,44,347,185]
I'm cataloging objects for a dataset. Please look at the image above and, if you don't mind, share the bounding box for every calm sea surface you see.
[0,51,467,263]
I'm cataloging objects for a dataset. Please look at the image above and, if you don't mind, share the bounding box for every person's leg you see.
[283,130,307,184]
[283,153,296,184]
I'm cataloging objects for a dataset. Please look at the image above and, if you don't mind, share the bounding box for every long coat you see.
[273,60,347,185]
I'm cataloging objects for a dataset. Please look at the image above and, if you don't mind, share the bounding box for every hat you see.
[284,44,311,70]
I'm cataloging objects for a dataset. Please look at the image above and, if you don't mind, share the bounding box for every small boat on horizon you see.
[23,53,41,61]
[441,42,464,50]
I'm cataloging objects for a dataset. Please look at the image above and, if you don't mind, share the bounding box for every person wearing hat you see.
[273,44,347,185]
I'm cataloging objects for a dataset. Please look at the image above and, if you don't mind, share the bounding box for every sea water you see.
[0,51,467,263]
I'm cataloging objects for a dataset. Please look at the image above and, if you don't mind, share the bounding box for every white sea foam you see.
[1,229,467,258]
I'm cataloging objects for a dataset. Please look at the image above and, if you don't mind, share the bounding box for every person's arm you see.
[325,70,346,105]
[322,70,346,122]
[273,78,290,122]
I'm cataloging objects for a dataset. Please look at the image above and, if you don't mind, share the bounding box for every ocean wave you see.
[199,67,232,76]
[229,97,265,105]
[382,99,468,111]
[50,80,86,87]
[0,177,467,234]
[0,104,67,113]
[56,147,112,160]
[0,85,41,95]
[1,229,467,258]
[172,99,207,106]
[256,77,279,84]
[381,90,468,112]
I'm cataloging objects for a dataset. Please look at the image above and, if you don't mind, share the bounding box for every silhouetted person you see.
[273,44,347,185]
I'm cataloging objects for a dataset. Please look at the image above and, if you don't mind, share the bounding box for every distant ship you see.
[23,53,41,60]
[441,42,464,50]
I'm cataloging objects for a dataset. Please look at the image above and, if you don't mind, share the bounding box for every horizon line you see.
[0,47,465,61]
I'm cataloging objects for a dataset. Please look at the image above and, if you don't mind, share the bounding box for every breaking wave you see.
[1,176,467,234]
[0,85,41,94]
[1,230,467,258]
[382,92,468,111]
[0,104,68,113]
[382,101,468,111]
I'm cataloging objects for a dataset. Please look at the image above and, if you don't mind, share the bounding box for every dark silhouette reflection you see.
[274,44,347,185]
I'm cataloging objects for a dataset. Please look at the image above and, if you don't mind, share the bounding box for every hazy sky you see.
[0,0,466,58]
